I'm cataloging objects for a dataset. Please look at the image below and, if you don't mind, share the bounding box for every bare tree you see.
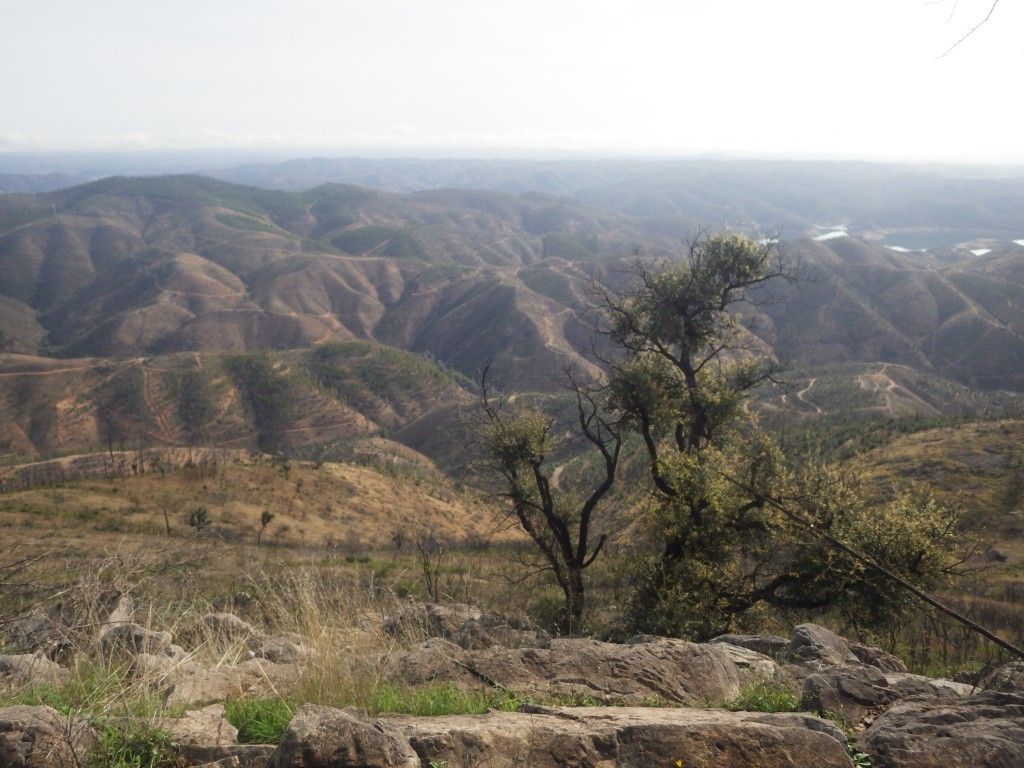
[479,363,622,632]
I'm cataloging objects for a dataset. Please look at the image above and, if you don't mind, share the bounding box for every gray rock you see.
[255,634,309,664]
[383,602,546,650]
[267,705,420,768]
[787,624,905,672]
[392,635,777,705]
[181,744,276,768]
[167,659,300,707]
[860,690,1024,768]
[0,654,71,689]
[711,633,789,657]
[157,704,238,747]
[202,613,261,644]
[979,660,1024,693]
[395,706,853,768]
[802,663,900,726]
[0,704,97,768]
[99,623,173,659]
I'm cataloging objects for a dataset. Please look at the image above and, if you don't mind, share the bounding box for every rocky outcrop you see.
[4,590,132,660]
[0,654,71,689]
[200,613,309,663]
[392,635,777,705]
[979,660,1024,693]
[158,704,238,747]
[0,705,97,768]
[167,659,301,707]
[711,633,789,658]
[860,691,1024,768]
[786,624,906,673]
[268,705,420,768]
[268,704,852,768]
[383,602,546,650]
[99,622,174,659]
[181,744,276,768]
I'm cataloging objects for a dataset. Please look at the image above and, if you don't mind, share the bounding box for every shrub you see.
[89,722,177,768]
[724,681,801,713]
[224,698,295,743]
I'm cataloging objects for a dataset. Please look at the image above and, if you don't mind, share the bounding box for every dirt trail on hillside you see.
[795,377,822,413]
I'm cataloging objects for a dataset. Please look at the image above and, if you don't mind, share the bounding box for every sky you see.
[1,0,1021,162]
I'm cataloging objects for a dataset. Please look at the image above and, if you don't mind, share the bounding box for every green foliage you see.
[224,697,294,743]
[0,662,171,719]
[89,722,178,768]
[214,212,288,235]
[188,506,210,531]
[306,341,461,415]
[366,682,520,716]
[331,225,425,259]
[724,681,801,713]
[223,352,294,452]
[98,368,148,445]
[175,369,215,445]
[596,233,963,640]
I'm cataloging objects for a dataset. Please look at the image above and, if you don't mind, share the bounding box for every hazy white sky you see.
[1,0,1021,161]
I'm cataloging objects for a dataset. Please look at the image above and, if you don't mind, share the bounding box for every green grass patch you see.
[724,681,801,713]
[0,662,174,718]
[88,722,178,768]
[224,697,295,744]
[366,682,520,716]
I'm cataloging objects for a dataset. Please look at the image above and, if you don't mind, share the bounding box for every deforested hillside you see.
[0,343,471,465]
[3,174,1024,407]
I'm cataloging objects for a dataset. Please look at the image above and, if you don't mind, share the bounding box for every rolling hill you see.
[3,174,1024,468]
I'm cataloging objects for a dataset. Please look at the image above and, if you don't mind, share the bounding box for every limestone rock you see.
[801,664,900,725]
[396,706,852,768]
[710,633,789,658]
[787,624,905,672]
[0,654,71,689]
[167,659,300,707]
[0,704,97,768]
[202,613,261,644]
[158,704,238,747]
[392,635,777,705]
[267,705,420,768]
[860,691,1024,768]
[383,602,546,650]
[255,633,309,664]
[180,744,276,768]
[979,660,1024,693]
[99,623,173,659]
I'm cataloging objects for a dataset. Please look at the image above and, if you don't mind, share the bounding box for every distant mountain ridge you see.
[2,174,1024,396]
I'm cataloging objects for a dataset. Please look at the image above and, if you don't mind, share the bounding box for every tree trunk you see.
[562,568,585,633]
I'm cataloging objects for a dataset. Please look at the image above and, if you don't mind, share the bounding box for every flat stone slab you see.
[388,706,853,768]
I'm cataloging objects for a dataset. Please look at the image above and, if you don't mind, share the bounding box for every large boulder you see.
[787,624,905,673]
[267,705,420,768]
[711,633,789,658]
[979,660,1024,693]
[267,704,851,768]
[0,705,97,768]
[4,590,130,659]
[158,704,238,747]
[860,691,1024,768]
[180,745,276,768]
[392,635,777,705]
[802,664,974,727]
[0,655,71,689]
[398,706,852,768]
[167,659,300,707]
